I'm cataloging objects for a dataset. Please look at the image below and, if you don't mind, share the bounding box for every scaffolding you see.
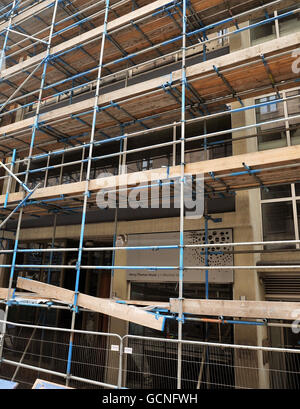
[0,0,299,389]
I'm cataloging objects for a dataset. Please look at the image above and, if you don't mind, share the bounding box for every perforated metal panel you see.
[126,230,234,283]
[185,229,233,276]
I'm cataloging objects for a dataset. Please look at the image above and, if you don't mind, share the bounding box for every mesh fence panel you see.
[0,325,299,389]
[0,323,121,389]
[122,336,300,389]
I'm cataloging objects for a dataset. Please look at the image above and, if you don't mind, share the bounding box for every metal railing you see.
[0,321,299,389]
[0,320,122,389]
[121,335,300,390]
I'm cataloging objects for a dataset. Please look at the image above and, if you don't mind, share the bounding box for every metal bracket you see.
[213,65,244,107]
[260,54,280,98]
[242,162,269,192]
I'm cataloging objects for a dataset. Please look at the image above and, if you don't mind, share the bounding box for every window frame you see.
[259,86,300,248]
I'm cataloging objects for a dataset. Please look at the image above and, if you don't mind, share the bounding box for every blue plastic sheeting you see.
[0,379,18,389]
[32,380,71,389]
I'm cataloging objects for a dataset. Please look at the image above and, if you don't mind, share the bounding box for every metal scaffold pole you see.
[65,0,111,387]
[0,0,60,362]
[177,0,187,390]
[0,0,17,74]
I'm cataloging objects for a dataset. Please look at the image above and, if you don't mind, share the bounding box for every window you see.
[256,95,282,150]
[262,201,295,246]
[259,96,278,115]
[256,88,300,151]
[130,282,233,340]
[278,5,300,37]
[287,90,300,146]
[261,184,300,249]
[259,88,300,249]
[250,16,276,46]
[137,158,153,171]
[261,185,291,200]
[218,28,229,46]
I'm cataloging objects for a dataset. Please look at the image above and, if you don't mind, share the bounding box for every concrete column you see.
[106,249,129,387]
[229,22,269,388]
[109,248,129,337]
[231,101,269,387]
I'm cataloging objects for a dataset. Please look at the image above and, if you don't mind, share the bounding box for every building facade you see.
[0,0,299,389]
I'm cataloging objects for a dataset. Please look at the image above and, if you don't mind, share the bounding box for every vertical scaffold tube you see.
[65,0,110,387]
[177,0,187,390]
[4,149,16,209]
[0,0,60,362]
[205,217,209,300]
[0,0,16,73]
[0,0,18,362]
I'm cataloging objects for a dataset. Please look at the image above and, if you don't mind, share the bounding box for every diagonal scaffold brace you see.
[0,160,41,230]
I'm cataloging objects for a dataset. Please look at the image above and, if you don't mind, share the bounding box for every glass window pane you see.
[256,95,283,122]
[262,201,295,248]
[278,6,300,37]
[291,128,300,146]
[261,184,291,200]
[287,90,300,116]
[257,129,287,151]
[295,183,300,197]
[287,90,300,146]
[255,95,286,151]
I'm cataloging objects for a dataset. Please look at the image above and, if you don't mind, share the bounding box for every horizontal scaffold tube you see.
[1,359,119,389]
[3,143,300,207]
[1,0,176,80]
[1,0,291,112]
[0,31,299,141]
[2,93,299,173]
[2,101,300,179]
[0,238,299,255]
[0,264,299,270]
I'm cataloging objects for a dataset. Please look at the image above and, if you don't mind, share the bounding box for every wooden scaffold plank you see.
[17,277,166,331]
[2,143,300,207]
[170,298,300,320]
